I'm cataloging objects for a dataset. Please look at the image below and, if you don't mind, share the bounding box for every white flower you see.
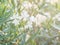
[10,14,18,19]
[12,19,20,25]
[24,24,32,29]
[22,1,32,9]
[24,21,32,29]
[10,13,23,20]
[21,10,30,21]
[21,10,29,18]
[30,16,36,22]
[35,14,47,26]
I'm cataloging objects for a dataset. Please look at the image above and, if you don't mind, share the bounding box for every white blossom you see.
[12,19,20,25]
[35,14,47,26]
[24,21,32,29]
[22,1,32,9]
[10,13,22,20]
[21,10,30,19]
[29,16,36,22]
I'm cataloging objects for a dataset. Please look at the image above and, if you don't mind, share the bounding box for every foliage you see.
[0,0,60,45]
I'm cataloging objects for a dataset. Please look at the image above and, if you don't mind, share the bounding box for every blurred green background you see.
[0,0,60,45]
